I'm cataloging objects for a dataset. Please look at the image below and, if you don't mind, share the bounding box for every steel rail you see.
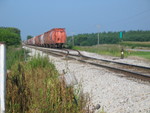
[24,45,150,79]
[80,55,150,70]
[77,59,150,78]
[67,51,150,79]
[62,49,150,70]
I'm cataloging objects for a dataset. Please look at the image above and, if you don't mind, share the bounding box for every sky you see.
[0,0,150,40]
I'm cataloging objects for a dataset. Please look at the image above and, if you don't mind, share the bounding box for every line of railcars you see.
[25,28,67,48]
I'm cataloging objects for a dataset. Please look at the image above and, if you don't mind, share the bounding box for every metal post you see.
[72,32,74,46]
[98,33,99,45]
[0,43,6,113]
[72,35,74,46]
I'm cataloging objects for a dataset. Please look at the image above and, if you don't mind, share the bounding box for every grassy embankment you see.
[73,41,150,61]
[6,46,90,113]
[120,41,150,48]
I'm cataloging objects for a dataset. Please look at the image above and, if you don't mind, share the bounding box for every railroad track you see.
[24,45,150,81]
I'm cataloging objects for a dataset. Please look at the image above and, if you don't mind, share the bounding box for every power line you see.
[111,8,150,24]
[126,8,150,20]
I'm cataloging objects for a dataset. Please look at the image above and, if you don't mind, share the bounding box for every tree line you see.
[1,27,149,47]
[0,27,21,46]
[67,30,150,46]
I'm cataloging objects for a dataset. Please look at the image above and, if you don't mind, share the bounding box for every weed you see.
[6,56,91,113]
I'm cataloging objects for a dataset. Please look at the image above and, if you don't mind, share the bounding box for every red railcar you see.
[39,34,44,46]
[27,28,66,48]
[32,36,36,45]
[44,28,66,48]
[35,35,41,46]
[28,38,32,45]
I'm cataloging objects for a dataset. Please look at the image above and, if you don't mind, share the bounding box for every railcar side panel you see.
[26,28,66,48]
[39,34,44,46]
[35,35,40,46]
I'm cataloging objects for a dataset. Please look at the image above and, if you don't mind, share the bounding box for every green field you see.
[120,41,150,48]
[73,44,150,61]
[128,51,150,60]
[74,45,124,57]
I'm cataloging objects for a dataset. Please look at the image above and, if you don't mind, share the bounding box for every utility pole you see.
[97,25,100,45]
[72,32,74,46]
[98,32,99,45]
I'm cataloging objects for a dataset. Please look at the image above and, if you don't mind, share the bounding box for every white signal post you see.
[0,43,6,113]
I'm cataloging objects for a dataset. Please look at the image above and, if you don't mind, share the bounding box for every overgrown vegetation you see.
[6,46,26,69]
[0,27,21,46]
[6,56,90,113]
[67,30,150,46]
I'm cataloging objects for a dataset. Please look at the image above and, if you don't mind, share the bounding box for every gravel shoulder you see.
[24,47,150,113]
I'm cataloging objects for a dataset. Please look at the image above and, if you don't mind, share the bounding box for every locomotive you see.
[26,28,66,48]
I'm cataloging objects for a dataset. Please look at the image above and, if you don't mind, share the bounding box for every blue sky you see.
[0,0,150,40]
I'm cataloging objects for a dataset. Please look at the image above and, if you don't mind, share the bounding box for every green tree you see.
[27,35,33,40]
[0,27,21,46]
[67,30,150,46]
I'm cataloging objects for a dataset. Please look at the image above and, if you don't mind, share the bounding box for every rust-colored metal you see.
[26,28,66,48]
[35,35,41,46]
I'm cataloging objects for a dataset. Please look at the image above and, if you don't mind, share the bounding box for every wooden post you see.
[0,43,6,113]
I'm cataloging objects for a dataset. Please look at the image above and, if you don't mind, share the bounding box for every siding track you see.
[25,45,150,81]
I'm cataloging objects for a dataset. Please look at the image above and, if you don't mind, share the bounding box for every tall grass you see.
[6,56,90,113]
[6,46,27,69]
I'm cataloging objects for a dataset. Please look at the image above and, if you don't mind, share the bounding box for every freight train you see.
[25,28,66,48]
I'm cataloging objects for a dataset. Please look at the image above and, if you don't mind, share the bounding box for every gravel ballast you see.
[24,47,150,113]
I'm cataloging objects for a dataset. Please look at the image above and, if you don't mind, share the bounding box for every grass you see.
[128,51,150,59]
[73,45,127,57]
[6,56,91,113]
[120,41,150,48]
[73,44,150,61]
[6,46,27,69]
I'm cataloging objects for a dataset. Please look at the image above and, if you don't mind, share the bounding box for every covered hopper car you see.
[26,28,66,48]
